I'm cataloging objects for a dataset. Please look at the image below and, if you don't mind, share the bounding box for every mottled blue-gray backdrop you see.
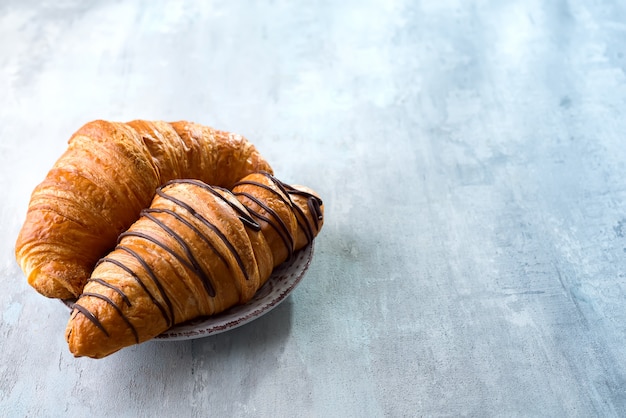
[1,0,625,416]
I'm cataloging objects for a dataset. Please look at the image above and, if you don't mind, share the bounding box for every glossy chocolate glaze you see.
[78,292,139,343]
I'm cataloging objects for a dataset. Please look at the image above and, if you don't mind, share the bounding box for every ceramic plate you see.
[65,243,314,340]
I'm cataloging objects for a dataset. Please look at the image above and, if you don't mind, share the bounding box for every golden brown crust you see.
[15,120,272,299]
[65,174,323,358]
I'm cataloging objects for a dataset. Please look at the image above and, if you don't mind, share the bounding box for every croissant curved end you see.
[19,256,83,299]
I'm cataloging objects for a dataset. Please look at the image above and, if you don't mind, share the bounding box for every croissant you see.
[64,172,324,358]
[15,120,272,299]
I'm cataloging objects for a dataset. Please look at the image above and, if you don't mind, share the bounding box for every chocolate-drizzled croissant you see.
[15,120,272,299]
[65,172,324,358]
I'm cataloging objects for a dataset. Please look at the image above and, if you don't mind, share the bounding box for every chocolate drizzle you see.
[95,256,171,326]
[234,190,296,261]
[117,244,177,326]
[71,172,324,342]
[154,185,251,282]
[120,215,216,298]
[71,302,109,337]
[87,278,132,307]
[233,171,323,248]
[163,178,262,232]
[143,208,229,267]
[81,292,139,343]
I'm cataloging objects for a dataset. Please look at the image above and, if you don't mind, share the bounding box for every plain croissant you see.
[15,120,272,299]
[65,172,324,358]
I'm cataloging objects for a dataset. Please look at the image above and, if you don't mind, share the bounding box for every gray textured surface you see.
[2,0,626,416]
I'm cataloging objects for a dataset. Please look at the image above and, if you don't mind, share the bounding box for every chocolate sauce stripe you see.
[80,292,139,343]
[264,171,324,211]
[232,179,294,209]
[72,303,110,337]
[288,189,324,218]
[291,203,315,245]
[258,171,292,200]
[234,173,323,244]
[119,230,203,285]
[98,256,171,326]
[279,181,324,228]
[87,278,132,307]
[271,175,292,199]
[234,191,295,261]
[308,197,323,228]
[166,179,261,232]
[117,245,176,326]
[156,188,250,282]
[139,212,217,298]
[234,178,314,240]
[257,171,320,210]
[144,207,229,267]
[281,186,324,205]
[290,192,323,243]
[288,189,323,233]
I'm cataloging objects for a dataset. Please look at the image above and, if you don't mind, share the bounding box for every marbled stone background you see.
[2,0,626,416]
